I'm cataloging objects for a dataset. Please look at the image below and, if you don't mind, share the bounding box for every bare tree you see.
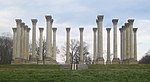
[0,32,13,64]
[61,39,91,64]
[139,49,150,64]
[36,39,60,63]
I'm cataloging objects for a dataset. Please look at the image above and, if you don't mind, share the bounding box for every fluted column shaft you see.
[96,15,104,64]
[15,19,22,58]
[45,16,53,58]
[122,26,126,62]
[133,28,138,61]
[31,19,38,58]
[128,19,134,59]
[119,28,123,63]
[125,23,130,61]
[20,23,25,58]
[26,28,31,60]
[12,28,17,60]
[93,28,97,64]
[52,28,57,61]
[112,19,118,58]
[106,28,111,64]
[39,28,44,60]
[66,28,70,64]
[24,25,28,60]
[79,28,84,64]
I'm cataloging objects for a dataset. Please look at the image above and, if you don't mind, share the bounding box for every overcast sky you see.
[0,0,150,61]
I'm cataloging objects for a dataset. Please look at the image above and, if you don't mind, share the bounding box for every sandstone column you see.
[119,28,123,64]
[112,19,120,64]
[122,26,127,64]
[45,16,53,59]
[125,23,130,64]
[12,28,17,60]
[93,28,97,64]
[23,25,27,60]
[66,28,70,64]
[133,28,138,62]
[128,19,136,64]
[79,28,84,64]
[20,23,25,59]
[96,15,104,64]
[106,28,111,64]
[39,28,44,61]
[15,19,22,59]
[52,28,57,61]
[26,28,31,60]
[31,19,38,62]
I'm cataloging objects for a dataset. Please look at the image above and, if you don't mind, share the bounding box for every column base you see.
[44,57,57,64]
[122,60,127,64]
[29,58,37,64]
[106,60,111,64]
[112,58,120,64]
[37,60,43,64]
[129,58,138,64]
[96,57,104,64]
[65,60,70,64]
[79,60,84,64]
[12,58,26,64]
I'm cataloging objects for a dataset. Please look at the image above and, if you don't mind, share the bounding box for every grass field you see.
[0,64,150,82]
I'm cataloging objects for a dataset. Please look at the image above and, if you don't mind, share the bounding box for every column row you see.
[12,16,58,64]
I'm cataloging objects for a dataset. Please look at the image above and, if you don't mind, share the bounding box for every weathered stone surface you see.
[44,57,57,64]
[96,57,104,64]
[93,28,97,64]
[112,19,119,64]
[112,58,120,64]
[106,28,111,64]
[79,28,84,64]
[66,28,71,64]
[96,15,104,64]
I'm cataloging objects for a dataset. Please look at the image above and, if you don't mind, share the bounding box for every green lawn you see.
[0,64,150,82]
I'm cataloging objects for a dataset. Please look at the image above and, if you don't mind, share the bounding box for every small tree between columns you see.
[61,39,91,64]
[36,39,60,63]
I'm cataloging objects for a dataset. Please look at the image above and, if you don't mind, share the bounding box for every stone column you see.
[15,19,22,59]
[93,28,97,64]
[52,28,57,61]
[128,19,136,64]
[26,28,31,60]
[133,28,138,62]
[112,19,120,64]
[106,28,111,64]
[24,25,28,61]
[39,28,44,61]
[96,15,104,64]
[122,26,127,64]
[20,23,25,59]
[119,28,123,64]
[79,28,84,64]
[12,28,17,60]
[31,19,38,62]
[66,28,70,64]
[125,23,130,64]
[45,16,53,59]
